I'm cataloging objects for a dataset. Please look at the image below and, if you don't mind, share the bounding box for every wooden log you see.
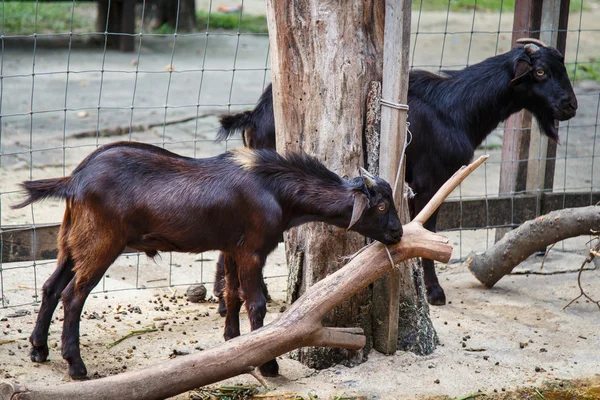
[469,205,600,288]
[0,157,487,400]
[267,0,385,368]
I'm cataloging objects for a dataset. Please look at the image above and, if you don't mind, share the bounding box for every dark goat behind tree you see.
[13,141,402,379]
[215,41,578,305]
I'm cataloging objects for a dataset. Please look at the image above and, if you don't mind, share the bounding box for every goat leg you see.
[30,255,75,363]
[215,253,271,317]
[238,253,279,377]
[213,253,228,317]
[223,255,242,340]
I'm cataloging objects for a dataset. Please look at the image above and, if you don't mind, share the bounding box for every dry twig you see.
[563,238,600,311]
[105,328,159,349]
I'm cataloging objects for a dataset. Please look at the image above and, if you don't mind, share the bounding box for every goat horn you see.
[523,43,540,55]
[516,38,548,48]
[359,167,377,188]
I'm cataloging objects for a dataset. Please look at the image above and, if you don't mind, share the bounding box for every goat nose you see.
[569,99,578,110]
[564,95,578,110]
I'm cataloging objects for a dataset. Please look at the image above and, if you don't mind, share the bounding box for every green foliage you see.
[414,0,588,13]
[568,58,600,83]
[196,11,268,34]
[0,3,95,34]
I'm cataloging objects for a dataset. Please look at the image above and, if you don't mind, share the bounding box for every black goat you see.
[13,141,402,379]
[215,40,578,306]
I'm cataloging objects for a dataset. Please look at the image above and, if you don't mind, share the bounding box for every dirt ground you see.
[1,4,600,400]
[0,247,599,399]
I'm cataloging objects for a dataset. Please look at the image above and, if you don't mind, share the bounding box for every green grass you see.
[568,58,600,83]
[196,10,268,34]
[415,0,589,12]
[0,3,95,34]
[152,11,269,35]
[0,1,595,36]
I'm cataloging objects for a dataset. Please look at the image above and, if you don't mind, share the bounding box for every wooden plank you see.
[5,192,597,264]
[1,224,138,263]
[372,0,413,355]
[525,0,569,195]
[437,191,600,231]
[543,0,570,191]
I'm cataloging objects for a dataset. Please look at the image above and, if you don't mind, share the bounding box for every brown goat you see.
[13,141,402,379]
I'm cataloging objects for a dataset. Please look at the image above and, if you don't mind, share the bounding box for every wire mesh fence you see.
[0,0,276,309]
[1,0,599,309]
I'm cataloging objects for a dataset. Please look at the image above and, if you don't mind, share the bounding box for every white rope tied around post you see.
[380,99,409,111]
[343,98,412,271]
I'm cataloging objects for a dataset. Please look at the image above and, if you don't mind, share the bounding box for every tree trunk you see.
[469,205,600,288]
[266,0,385,368]
[147,0,196,31]
[396,206,439,354]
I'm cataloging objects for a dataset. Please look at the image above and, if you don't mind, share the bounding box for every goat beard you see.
[534,114,560,144]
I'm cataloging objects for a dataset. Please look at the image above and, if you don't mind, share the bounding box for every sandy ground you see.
[1,4,600,400]
[0,248,599,399]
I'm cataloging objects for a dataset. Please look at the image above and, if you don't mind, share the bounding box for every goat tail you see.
[216,111,254,142]
[12,177,72,209]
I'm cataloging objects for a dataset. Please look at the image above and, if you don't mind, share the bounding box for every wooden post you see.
[496,0,569,241]
[266,0,385,368]
[119,0,136,52]
[525,0,570,193]
[371,0,436,356]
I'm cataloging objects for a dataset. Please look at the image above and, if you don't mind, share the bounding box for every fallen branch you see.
[0,156,487,400]
[468,205,600,288]
[69,113,216,139]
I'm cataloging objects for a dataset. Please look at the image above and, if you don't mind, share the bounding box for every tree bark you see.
[469,205,600,288]
[0,156,486,400]
[267,0,385,368]
[396,206,439,354]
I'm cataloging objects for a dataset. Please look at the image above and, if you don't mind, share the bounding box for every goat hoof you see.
[217,298,227,317]
[426,286,446,306]
[259,359,279,377]
[30,345,49,363]
[68,363,88,380]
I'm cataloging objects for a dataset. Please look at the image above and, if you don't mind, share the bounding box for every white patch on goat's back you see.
[230,147,258,170]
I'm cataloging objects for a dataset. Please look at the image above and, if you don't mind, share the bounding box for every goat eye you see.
[377,204,387,212]
[536,69,545,77]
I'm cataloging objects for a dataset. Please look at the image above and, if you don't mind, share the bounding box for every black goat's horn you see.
[516,37,548,48]
[359,167,377,188]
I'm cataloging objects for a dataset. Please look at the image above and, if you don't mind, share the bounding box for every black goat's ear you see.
[510,57,532,87]
[348,192,369,230]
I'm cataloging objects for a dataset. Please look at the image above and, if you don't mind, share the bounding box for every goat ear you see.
[510,57,532,87]
[347,192,370,230]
